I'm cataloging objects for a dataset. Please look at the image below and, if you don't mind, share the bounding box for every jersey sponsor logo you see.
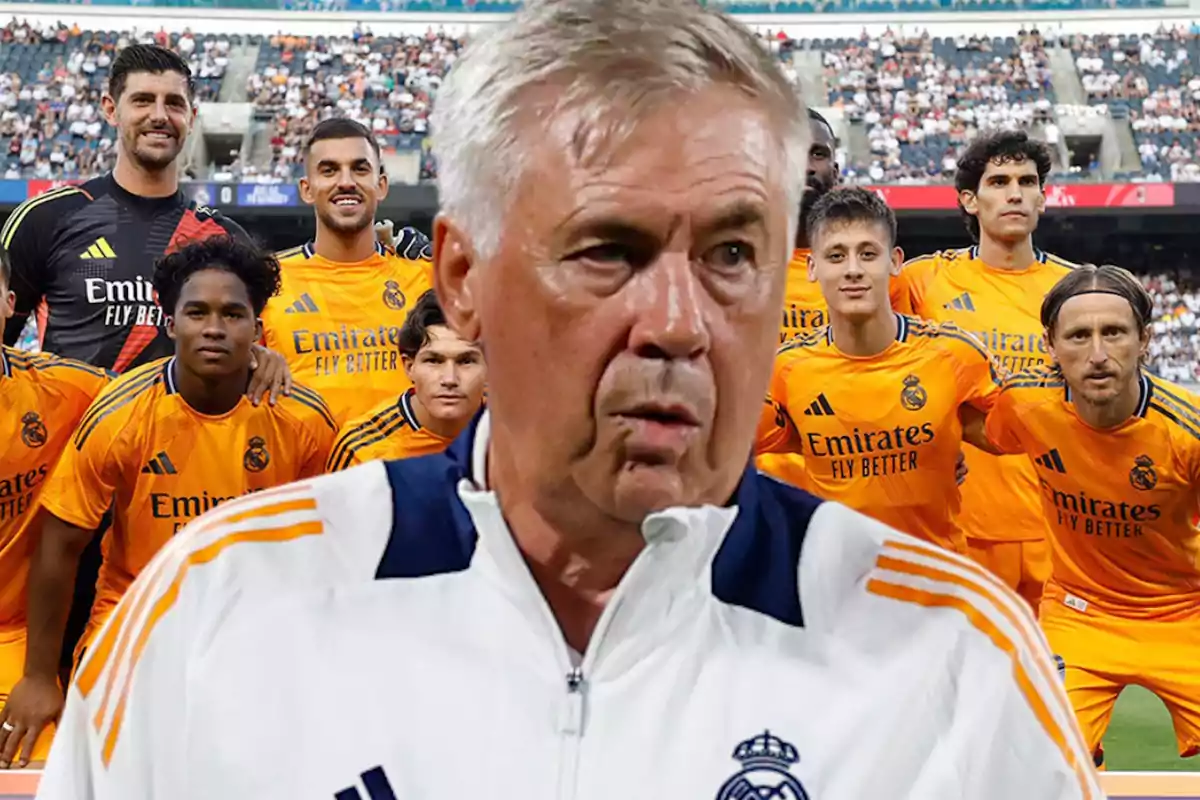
[83,273,166,329]
[779,305,826,343]
[899,374,927,411]
[0,463,49,521]
[1038,478,1160,538]
[20,412,47,448]
[803,394,835,417]
[243,437,270,472]
[150,488,261,532]
[1034,449,1067,474]
[1129,454,1157,490]
[334,765,398,800]
[293,324,404,378]
[284,294,320,314]
[716,730,809,800]
[942,292,976,312]
[807,422,935,480]
[966,327,1050,374]
[79,237,117,260]
[381,280,407,312]
[140,451,178,476]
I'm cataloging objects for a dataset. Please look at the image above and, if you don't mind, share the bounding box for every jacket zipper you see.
[552,543,660,799]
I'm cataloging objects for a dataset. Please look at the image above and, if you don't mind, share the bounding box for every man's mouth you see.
[333,194,363,208]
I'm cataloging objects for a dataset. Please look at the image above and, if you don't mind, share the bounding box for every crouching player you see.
[0,238,338,759]
[757,188,1002,554]
[985,264,1200,766]
[327,289,485,470]
[0,244,110,768]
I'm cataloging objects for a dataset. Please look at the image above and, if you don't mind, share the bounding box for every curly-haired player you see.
[897,129,1079,614]
[0,238,336,765]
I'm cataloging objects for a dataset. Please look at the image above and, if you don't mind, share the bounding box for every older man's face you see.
[441,85,795,522]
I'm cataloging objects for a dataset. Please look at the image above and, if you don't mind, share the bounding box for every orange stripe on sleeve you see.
[866,574,1096,800]
[77,490,318,700]
[98,517,325,767]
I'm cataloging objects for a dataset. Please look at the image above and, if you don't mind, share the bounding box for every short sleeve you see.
[0,189,81,344]
[756,357,801,456]
[40,405,125,530]
[949,329,1004,414]
[984,385,1029,456]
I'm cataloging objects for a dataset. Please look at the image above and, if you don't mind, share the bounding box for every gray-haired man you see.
[39,2,1099,798]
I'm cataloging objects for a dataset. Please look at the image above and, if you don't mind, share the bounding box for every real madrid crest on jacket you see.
[263,229,434,425]
[41,411,1099,800]
[39,356,337,651]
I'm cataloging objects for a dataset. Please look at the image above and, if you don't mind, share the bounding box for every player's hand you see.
[248,344,293,406]
[375,219,396,250]
[0,674,62,768]
[955,451,968,486]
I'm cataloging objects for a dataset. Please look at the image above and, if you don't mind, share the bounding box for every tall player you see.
[0,238,336,766]
[757,188,1001,553]
[0,43,292,687]
[900,130,1075,609]
[0,245,110,768]
[327,289,485,471]
[985,264,1200,765]
[264,118,434,425]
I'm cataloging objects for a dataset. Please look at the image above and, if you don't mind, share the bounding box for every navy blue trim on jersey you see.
[164,358,178,395]
[711,470,819,628]
[375,413,484,580]
[0,348,9,379]
[825,313,907,347]
[300,240,385,259]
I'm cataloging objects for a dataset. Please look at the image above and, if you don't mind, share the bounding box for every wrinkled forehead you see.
[507,85,796,238]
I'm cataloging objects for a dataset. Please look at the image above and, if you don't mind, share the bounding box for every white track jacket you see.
[39,412,1101,800]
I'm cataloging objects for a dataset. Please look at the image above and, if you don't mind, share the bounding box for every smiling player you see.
[327,289,485,470]
[758,188,1002,553]
[0,238,336,762]
[263,118,435,425]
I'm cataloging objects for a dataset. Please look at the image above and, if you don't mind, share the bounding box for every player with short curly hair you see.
[4,238,336,766]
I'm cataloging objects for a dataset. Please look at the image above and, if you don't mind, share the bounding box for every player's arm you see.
[0,420,116,768]
[0,189,83,346]
[945,327,1006,456]
[982,378,1034,456]
[755,358,802,456]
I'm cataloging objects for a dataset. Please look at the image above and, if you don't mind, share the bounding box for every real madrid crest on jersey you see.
[382,280,407,312]
[243,436,270,473]
[1129,454,1157,491]
[20,412,47,448]
[716,731,809,800]
[900,374,927,411]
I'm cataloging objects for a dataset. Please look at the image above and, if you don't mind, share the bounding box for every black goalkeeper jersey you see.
[0,174,250,373]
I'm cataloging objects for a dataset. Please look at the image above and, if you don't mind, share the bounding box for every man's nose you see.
[628,253,710,362]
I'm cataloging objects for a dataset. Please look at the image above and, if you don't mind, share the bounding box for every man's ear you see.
[432,213,481,343]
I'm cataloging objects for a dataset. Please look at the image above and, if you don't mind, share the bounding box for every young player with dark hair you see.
[899,129,1078,611]
[264,117,435,425]
[0,45,294,694]
[758,188,1002,553]
[984,264,1200,767]
[326,289,485,471]
[0,245,110,769]
[0,238,335,764]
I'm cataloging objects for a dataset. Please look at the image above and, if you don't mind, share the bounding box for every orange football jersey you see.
[758,315,1001,553]
[326,389,453,472]
[762,249,913,485]
[987,368,1200,619]
[40,357,338,640]
[263,239,434,425]
[905,246,1075,543]
[0,348,109,628]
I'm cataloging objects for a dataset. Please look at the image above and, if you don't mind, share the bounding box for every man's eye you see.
[706,242,755,273]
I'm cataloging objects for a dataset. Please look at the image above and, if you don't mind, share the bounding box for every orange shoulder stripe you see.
[870,539,1097,799]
